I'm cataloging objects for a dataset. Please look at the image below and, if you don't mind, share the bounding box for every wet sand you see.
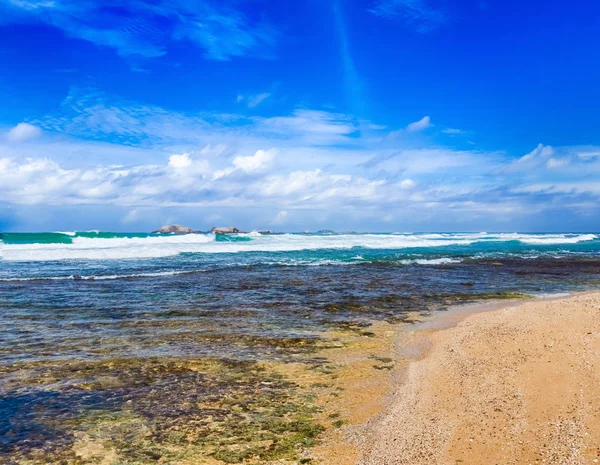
[356,292,600,465]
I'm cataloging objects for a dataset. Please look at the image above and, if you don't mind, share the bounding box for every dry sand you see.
[356,292,600,465]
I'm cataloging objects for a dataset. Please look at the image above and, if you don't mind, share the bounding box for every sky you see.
[0,0,599,232]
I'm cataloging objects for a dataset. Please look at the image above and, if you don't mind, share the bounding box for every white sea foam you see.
[516,234,597,244]
[0,270,202,282]
[400,257,463,265]
[54,231,77,236]
[533,292,571,299]
[0,232,597,262]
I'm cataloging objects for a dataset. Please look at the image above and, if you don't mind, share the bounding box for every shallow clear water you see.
[2,231,600,363]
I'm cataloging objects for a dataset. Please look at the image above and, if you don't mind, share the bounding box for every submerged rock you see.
[153,224,193,234]
[211,226,245,235]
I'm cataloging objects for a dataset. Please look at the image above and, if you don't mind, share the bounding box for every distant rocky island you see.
[153,224,256,235]
[153,224,194,234]
[152,225,331,235]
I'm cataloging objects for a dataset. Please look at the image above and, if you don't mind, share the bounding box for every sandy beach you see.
[354,292,600,465]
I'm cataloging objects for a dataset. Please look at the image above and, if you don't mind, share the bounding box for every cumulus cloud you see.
[168,153,193,169]
[406,116,432,132]
[2,88,600,228]
[2,138,600,229]
[212,149,276,180]
[6,122,42,142]
[233,149,276,172]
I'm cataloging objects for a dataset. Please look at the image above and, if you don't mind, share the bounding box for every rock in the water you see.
[153,224,193,234]
[211,226,245,235]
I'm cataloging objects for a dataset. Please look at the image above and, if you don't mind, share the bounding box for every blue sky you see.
[0,0,599,232]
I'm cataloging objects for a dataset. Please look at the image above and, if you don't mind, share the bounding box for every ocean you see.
[1,231,600,463]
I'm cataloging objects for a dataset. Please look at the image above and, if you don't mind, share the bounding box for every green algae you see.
[1,357,326,464]
[442,291,534,301]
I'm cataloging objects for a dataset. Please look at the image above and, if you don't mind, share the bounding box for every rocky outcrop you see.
[211,226,245,235]
[153,224,193,234]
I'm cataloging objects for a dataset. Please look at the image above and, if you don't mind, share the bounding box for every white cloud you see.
[273,210,288,224]
[233,149,276,172]
[6,0,56,10]
[247,92,271,108]
[519,143,554,163]
[1,138,600,227]
[6,122,42,142]
[406,116,432,132]
[546,157,569,169]
[37,88,364,149]
[1,0,278,61]
[443,128,466,135]
[3,88,600,227]
[577,150,600,160]
[400,179,415,189]
[168,153,193,169]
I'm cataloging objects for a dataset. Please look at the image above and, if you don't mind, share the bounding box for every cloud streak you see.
[0,0,278,60]
[369,0,447,33]
[238,92,272,108]
[406,116,432,132]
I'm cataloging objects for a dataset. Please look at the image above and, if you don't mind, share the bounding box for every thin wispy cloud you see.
[443,128,467,135]
[36,88,361,150]
[237,92,272,108]
[406,115,432,132]
[369,0,447,33]
[333,0,366,114]
[0,0,278,60]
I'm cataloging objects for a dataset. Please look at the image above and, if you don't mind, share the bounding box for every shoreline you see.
[4,289,599,464]
[340,291,600,464]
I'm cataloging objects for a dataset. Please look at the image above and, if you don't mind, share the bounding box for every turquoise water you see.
[1,231,599,279]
